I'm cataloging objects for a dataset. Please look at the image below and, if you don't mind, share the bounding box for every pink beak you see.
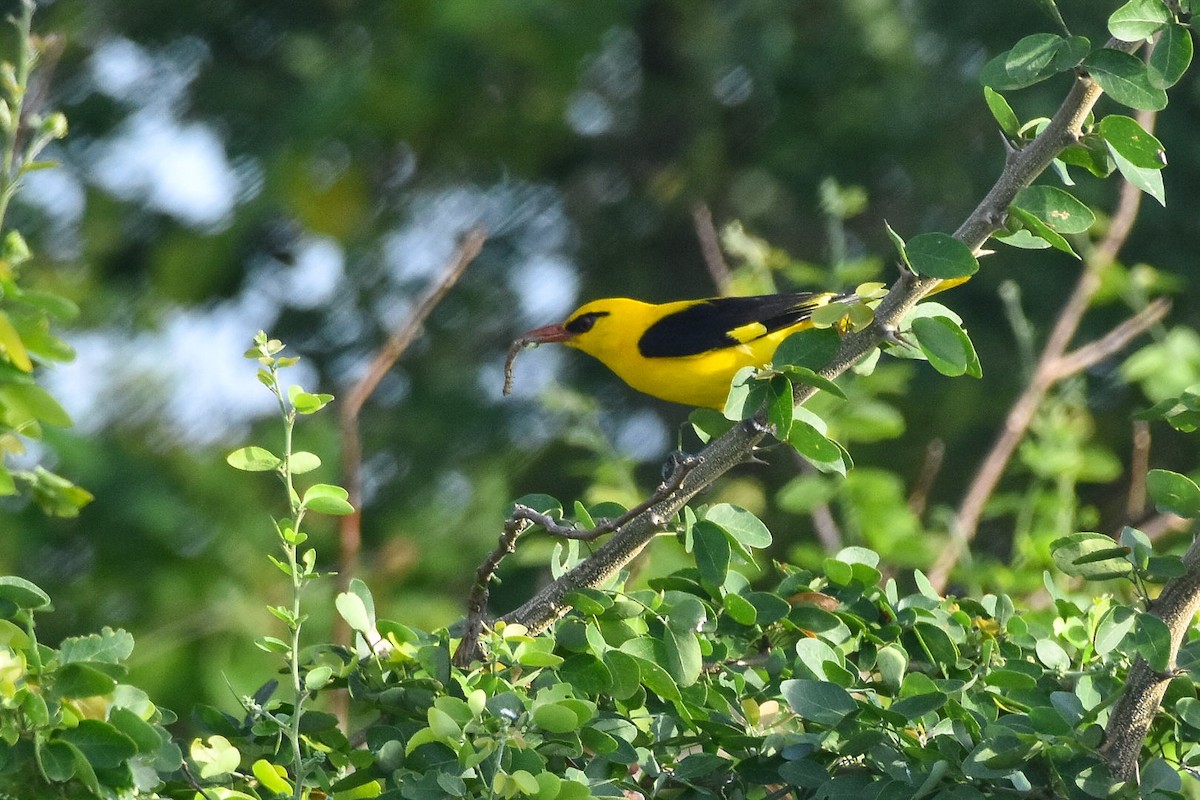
[518,323,573,345]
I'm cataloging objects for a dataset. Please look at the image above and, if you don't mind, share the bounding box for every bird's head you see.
[518,298,645,359]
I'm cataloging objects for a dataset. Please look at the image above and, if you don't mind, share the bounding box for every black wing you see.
[637,293,846,359]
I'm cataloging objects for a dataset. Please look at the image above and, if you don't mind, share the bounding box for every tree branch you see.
[494,59,1124,637]
[337,229,485,605]
[692,202,733,296]
[930,103,1158,591]
[1102,537,1200,778]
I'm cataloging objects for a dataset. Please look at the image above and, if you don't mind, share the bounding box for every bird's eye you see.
[565,311,608,334]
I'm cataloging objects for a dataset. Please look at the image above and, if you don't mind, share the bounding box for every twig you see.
[517,455,701,541]
[454,455,702,662]
[787,453,842,551]
[1048,299,1171,381]
[908,439,945,518]
[930,103,1159,591]
[500,41,1139,636]
[179,760,220,800]
[1137,511,1190,542]
[692,202,732,296]
[452,516,531,667]
[1126,421,1151,522]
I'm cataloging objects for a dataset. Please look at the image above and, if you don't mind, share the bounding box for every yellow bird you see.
[514,292,854,409]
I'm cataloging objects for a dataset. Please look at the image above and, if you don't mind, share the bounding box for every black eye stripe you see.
[564,311,609,334]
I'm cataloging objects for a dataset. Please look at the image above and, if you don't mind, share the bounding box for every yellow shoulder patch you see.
[727,321,768,343]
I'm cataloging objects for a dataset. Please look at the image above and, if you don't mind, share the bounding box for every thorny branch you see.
[452,455,702,666]
[453,516,531,667]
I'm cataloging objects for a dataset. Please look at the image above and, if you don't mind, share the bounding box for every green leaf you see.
[704,503,772,548]
[787,421,846,475]
[1050,533,1134,579]
[780,365,847,399]
[1094,606,1137,655]
[663,627,702,687]
[532,702,580,734]
[692,520,731,586]
[559,654,612,696]
[302,483,355,515]
[724,593,757,626]
[689,407,734,443]
[59,720,137,770]
[1149,23,1193,88]
[1108,146,1166,205]
[905,232,978,280]
[890,692,948,718]
[1146,468,1200,517]
[667,596,707,633]
[1132,611,1172,672]
[0,311,32,372]
[1035,639,1071,671]
[1178,697,1200,730]
[1005,33,1063,84]
[1059,135,1115,177]
[336,592,373,633]
[564,588,612,617]
[767,374,793,440]
[36,739,76,782]
[984,87,1020,137]
[911,316,980,378]
[289,451,322,474]
[1006,205,1077,257]
[59,628,135,664]
[52,663,118,698]
[1083,48,1168,111]
[1013,185,1097,234]
[883,221,910,268]
[226,446,281,472]
[107,708,162,754]
[780,679,857,726]
[602,650,641,701]
[994,227,1052,251]
[774,327,841,370]
[0,383,72,427]
[288,384,333,414]
[0,575,51,610]
[622,651,681,701]
[723,366,769,421]
[1097,115,1166,169]
[1107,0,1171,42]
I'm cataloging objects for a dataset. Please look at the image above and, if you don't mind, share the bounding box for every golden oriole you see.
[510,292,854,409]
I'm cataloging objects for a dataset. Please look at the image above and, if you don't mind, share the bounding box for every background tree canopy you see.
[4,0,1199,728]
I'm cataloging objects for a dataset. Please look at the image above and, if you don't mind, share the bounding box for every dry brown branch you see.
[493,50,1127,638]
[692,202,732,296]
[1126,421,1151,521]
[930,105,1160,591]
[1048,298,1171,381]
[337,229,485,600]
[908,439,945,518]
